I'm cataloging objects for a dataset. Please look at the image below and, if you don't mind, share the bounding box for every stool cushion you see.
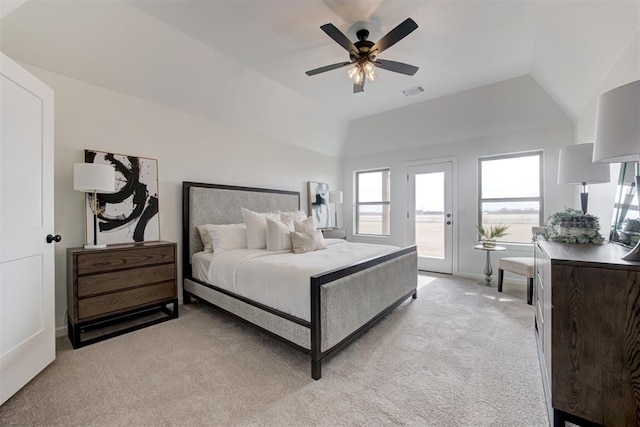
[498,257,535,278]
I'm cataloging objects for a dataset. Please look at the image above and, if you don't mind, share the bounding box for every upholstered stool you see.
[498,257,535,305]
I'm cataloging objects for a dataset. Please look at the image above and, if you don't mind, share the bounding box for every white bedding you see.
[192,239,399,321]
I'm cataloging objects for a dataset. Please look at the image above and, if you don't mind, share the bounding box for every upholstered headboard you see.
[182,182,300,276]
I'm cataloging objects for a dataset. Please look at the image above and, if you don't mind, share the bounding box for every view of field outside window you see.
[356,169,390,235]
[415,172,445,258]
[479,153,542,243]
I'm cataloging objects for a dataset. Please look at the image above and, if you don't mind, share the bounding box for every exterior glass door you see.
[408,162,453,273]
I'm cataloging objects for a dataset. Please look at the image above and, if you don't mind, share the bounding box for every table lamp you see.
[557,143,610,213]
[329,190,343,228]
[73,163,116,249]
[592,79,640,260]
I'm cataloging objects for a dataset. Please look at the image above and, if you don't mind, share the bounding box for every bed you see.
[182,181,418,379]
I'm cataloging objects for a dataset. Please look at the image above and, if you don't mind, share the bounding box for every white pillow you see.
[266,218,294,251]
[209,224,247,254]
[293,217,317,233]
[241,208,281,249]
[280,210,307,223]
[290,230,326,254]
[196,224,215,253]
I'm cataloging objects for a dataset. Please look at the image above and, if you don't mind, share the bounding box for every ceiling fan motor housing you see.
[352,30,375,62]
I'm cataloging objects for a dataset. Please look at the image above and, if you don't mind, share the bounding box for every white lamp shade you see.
[329,190,343,204]
[557,143,610,185]
[73,163,116,193]
[593,80,640,163]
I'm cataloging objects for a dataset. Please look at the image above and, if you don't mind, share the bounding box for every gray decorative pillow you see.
[290,230,326,254]
[196,224,215,253]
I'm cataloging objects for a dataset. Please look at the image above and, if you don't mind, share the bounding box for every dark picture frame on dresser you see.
[67,241,178,348]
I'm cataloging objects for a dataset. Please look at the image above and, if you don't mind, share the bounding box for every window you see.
[356,168,390,235]
[478,152,543,243]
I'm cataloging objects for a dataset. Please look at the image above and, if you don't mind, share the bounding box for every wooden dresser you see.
[67,241,178,348]
[534,241,640,426]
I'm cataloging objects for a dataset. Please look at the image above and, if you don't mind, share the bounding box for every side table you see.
[321,228,346,239]
[67,241,178,348]
[473,244,506,286]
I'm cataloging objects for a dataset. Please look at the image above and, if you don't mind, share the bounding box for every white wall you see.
[23,64,341,333]
[0,0,28,19]
[343,124,574,280]
[0,1,349,157]
[574,33,640,231]
[342,76,575,280]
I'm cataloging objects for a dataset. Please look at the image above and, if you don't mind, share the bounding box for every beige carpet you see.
[0,274,548,426]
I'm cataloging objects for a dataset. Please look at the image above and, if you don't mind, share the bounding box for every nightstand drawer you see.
[76,246,175,275]
[78,281,176,321]
[78,263,175,297]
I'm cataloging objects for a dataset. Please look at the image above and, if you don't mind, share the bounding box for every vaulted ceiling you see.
[130,0,638,121]
[1,0,638,156]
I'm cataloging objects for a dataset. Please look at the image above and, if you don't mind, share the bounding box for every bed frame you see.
[182,181,417,379]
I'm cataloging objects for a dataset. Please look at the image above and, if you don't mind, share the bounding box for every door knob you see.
[46,234,62,243]
[446,221,452,225]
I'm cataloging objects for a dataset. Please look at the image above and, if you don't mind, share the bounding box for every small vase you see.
[482,239,496,248]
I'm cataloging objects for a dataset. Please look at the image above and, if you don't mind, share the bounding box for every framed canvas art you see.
[83,149,160,245]
[308,181,330,228]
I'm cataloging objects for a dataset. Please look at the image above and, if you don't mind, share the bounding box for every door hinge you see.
[407,212,410,218]
[407,174,409,181]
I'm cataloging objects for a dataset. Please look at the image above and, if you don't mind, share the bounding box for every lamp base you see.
[83,243,107,249]
[622,239,640,262]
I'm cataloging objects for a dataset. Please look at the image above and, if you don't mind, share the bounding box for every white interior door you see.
[0,52,55,405]
[407,162,453,274]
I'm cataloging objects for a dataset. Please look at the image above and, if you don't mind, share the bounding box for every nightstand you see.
[67,241,178,348]
[321,228,346,239]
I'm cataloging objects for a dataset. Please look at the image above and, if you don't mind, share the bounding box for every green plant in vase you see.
[476,224,510,248]
[542,208,604,244]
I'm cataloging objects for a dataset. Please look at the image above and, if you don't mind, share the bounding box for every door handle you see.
[446,221,452,225]
[46,234,62,243]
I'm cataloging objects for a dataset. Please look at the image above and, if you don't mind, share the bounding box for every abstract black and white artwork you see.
[84,149,160,245]
[308,181,330,228]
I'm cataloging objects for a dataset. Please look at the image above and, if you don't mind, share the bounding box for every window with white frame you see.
[478,152,543,243]
[355,168,390,235]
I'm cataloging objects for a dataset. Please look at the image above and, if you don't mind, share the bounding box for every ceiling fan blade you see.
[320,23,359,56]
[371,18,418,56]
[353,77,365,93]
[374,59,419,76]
[306,61,354,76]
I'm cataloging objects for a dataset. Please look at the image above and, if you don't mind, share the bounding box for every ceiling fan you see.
[305,18,419,93]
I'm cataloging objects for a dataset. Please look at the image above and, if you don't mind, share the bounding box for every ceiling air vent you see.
[401,86,424,97]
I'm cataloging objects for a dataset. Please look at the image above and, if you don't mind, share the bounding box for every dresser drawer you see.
[78,263,175,297]
[78,281,176,321]
[76,246,175,275]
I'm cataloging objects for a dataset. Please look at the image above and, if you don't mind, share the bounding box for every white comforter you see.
[196,239,399,321]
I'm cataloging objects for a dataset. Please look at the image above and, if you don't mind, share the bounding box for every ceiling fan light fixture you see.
[347,64,360,80]
[347,64,364,84]
[363,61,376,81]
[307,18,419,93]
